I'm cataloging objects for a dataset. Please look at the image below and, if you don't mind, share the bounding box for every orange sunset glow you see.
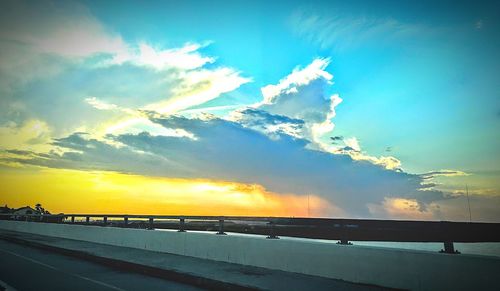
[0,167,338,217]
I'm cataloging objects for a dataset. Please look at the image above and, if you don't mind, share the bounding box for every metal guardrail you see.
[1,213,499,254]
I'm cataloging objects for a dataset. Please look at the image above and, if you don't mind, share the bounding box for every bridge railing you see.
[1,213,499,254]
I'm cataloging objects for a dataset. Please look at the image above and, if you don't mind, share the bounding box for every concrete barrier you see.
[1,220,499,290]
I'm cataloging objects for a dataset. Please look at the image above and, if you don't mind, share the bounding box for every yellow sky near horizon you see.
[0,167,340,217]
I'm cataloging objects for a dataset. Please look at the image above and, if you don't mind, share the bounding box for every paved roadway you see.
[0,239,202,291]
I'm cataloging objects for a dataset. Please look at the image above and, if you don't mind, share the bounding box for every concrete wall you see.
[1,220,499,290]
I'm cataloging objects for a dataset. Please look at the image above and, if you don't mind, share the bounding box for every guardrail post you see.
[440,241,460,254]
[337,239,352,245]
[71,216,75,223]
[216,219,226,235]
[124,216,128,227]
[178,217,186,232]
[266,221,279,239]
[148,217,154,230]
[103,216,108,226]
[86,216,90,224]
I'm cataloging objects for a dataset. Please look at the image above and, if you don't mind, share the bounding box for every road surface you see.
[0,239,202,291]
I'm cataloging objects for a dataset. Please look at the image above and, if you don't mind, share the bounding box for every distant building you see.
[0,205,13,220]
[12,206,40,220]
[13,206,38,215]
[2,205,62,222]
[0,205,12,213]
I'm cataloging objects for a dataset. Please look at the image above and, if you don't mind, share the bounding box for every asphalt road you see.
[0,239,202,291]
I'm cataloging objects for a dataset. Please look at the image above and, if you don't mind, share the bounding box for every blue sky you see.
[1,0,499,220]
[79,0,500,173]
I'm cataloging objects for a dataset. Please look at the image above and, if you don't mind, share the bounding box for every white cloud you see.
[334,137,403,171]
[85,64,251,136]
[85,97,119,111]
[107,117,197,140]
[11,114,500,221]
[290,9,423,51]
[4,114,450,218]
[249,58,340,148]
[0,119,52,151]
[244,58,403,171]
[0,0,128,58]
[0,1,251,141]
[0,0,213,72]
[420,169,469,178]
[135,43,214,70]
[367,197,439,220]
[0,0,129,116]
[230,108,306,139]
[83,98,197,139]
[259,58,333,104]
[343,137,361,152]
[147,67,251,114]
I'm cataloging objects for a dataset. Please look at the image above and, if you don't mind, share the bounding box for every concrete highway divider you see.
[1,220,499,290]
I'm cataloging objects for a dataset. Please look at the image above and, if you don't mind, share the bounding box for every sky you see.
[0,0,499,221]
